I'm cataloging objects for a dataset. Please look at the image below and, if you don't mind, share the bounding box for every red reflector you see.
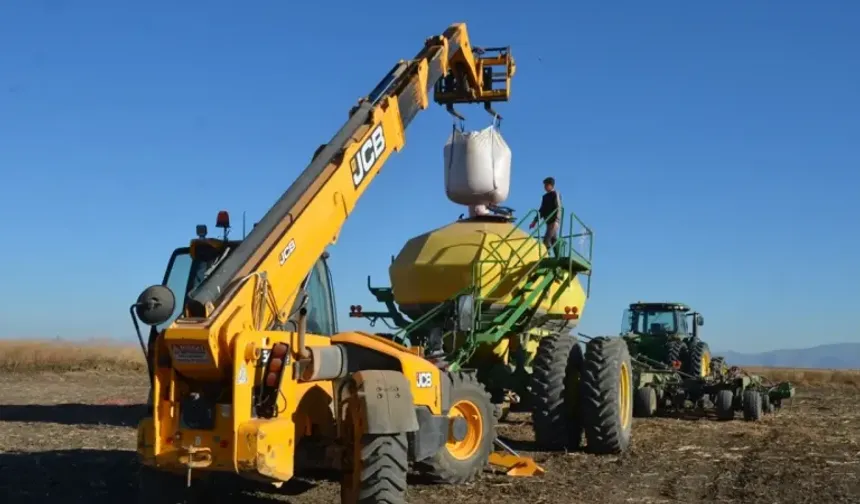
[220,440,229,448]
[265,372,278,387]
[269,358,283,372]
[272,343,288,358]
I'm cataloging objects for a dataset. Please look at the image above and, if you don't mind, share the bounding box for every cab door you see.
[301,256,337,337]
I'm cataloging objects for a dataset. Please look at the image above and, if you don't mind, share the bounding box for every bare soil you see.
[1,371,858,504]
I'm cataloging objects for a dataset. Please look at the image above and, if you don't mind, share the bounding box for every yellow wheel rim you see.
[446,399,483,460]
[619,361,632,430]
[701,352,712,377]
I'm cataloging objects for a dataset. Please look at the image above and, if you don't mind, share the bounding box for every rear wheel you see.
[579,337,634,454]
[663,339,684,370]
[341,401,408,504]
[715,390,734,421]
[685,339,711,378]
[743,390,763,421]
[762,393,774,414]
[634,386,657,418]
[530,333,583,449]
[415,371,495,484]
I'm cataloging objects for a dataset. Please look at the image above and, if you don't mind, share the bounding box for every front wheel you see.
[341,398,408,504]
[714,389,734,421]
[579,336,634,454]
[634,386,657,418]
[743,390,763,421]
[415,371,495,484]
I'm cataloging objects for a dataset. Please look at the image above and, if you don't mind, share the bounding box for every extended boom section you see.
[132,23,521,503]
[185,24,514,330]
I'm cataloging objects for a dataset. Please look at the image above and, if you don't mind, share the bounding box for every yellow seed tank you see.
[388,218,589,365]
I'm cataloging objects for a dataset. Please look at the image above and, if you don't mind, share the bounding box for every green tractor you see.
[621,302,713,378]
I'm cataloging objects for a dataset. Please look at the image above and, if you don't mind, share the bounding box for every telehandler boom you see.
[130,24,525,503]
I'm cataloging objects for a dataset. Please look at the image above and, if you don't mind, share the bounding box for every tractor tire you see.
[743,390,763,421]
[579,336,634,455]
[415,371,495,484]
[712,357,727,377]
[762,393,774,414]
[685,339,711,378]
[341,385,408,504]
[530,332,583,450]
[663,339,685,370]
[342,433,408,504]
[715,390,734,421]
[633,386,658,418]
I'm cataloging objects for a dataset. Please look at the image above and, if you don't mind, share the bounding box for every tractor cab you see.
[621,302,703,341]
[156,211,242,330]
[131,211,243,383]
[621,301,711,377]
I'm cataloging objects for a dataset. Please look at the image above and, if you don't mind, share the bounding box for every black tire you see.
[633,386,657,418]
[343,433,408,504]
[340,381,409,504]
[711,357,726,377]
[715,390,734,421]
[579,336,634,455]
[743,390,763,421]
[762,393,774,414]
[493,402,510,422]
[530,333,583,449]
[415,371,495,484]
[685,339,711,378]
[663,339,685,370]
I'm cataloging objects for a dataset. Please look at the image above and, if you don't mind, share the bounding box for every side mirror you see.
[134,285,176,326]
[696,314,704,326]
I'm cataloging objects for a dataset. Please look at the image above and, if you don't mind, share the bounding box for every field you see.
[1,340,859,504]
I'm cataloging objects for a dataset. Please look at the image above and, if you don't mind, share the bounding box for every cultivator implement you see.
[607,338,797,422]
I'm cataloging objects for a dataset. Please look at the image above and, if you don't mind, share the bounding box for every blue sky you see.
[1,1,857,353]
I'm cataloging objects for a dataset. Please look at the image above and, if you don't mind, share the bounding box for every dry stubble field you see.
[1,340,859,504]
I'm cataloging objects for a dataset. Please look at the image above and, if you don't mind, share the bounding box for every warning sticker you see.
[171,344,210,364]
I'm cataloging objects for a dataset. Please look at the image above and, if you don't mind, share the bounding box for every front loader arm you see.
[164,24,515,374]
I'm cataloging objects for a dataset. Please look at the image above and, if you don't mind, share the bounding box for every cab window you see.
[290,258,335,336]
[157,250,192,333]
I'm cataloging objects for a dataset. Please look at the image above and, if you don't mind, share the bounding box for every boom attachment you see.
[432,38,516,120]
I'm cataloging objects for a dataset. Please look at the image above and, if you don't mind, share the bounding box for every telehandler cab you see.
[130,23,535,504]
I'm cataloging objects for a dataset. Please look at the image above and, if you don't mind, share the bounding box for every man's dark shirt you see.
[539,190,561,224]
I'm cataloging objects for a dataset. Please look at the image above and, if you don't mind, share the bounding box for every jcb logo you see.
[350,124,386,188]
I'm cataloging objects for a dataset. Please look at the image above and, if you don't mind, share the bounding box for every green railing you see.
[472,205,593,305]
[377,207,594,366]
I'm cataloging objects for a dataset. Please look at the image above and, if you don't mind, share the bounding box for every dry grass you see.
[0,339,145,373]
[0,340,857,389]
[746,365,860,388]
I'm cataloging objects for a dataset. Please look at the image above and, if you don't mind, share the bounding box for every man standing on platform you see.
[529,177,562,257]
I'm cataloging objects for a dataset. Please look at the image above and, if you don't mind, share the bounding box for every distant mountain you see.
[713,343,860,370]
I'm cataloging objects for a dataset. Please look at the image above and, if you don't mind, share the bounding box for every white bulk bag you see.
[443,124,511,206]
